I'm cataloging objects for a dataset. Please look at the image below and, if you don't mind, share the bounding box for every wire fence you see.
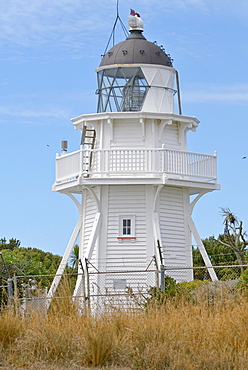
[0,261,246,314]
[166,264,245,282]
[82,257,159,312]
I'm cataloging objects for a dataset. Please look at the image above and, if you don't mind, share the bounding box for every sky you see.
[1,0,248,256]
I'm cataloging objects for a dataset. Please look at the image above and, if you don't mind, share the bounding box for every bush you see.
[146,277,209,306]
[237,269,248,293]
[178,279,208,292]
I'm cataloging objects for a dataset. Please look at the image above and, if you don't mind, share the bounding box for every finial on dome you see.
[128,9,144,32]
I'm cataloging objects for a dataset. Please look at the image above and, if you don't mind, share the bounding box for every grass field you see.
[1,282,248,369]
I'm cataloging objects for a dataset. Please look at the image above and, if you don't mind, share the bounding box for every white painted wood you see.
[82,188,99,266]
[84,212,101,261]
[73,269,84,298]
[55,147,217,184]
[71,112,199,131]
[160,122,180,149]
[112,119,144,148]
[158,186,194,281]
[106,185,147,270]
[97,185,108,270]
[47,215,83,306]
[51,31,220,307]
[188,216,218,281]
[152,211,163,265]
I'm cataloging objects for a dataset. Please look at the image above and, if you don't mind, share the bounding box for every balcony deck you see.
[53,147,218,191]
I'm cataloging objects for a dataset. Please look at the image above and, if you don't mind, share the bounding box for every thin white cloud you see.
[1,83,246,126]
[124,0,248,17]
[1,0,248,53]
[183,83,248,103]
[0,89,96,124]
[0,0,115,49]
[0,105,69,120]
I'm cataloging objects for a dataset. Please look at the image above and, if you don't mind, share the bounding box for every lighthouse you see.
[48,13,219,306]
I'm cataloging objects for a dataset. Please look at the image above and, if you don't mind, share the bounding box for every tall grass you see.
[1,283,248,369]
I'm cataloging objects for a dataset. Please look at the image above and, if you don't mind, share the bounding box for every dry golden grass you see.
[1,285,248,369]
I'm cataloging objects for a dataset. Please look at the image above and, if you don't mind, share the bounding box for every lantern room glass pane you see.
[97,67,149,113]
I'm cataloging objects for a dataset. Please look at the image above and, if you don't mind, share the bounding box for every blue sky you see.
[1,0,248,255]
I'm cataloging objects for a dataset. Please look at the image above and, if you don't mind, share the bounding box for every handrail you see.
[56,147,216,156]
[55,147,217,183]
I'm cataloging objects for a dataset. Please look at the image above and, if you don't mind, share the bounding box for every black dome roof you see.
[99,31,173,68]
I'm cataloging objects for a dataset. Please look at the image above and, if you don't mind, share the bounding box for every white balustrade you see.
[163,150,216,179]
[55,148,217,183]
[56,149,81,181]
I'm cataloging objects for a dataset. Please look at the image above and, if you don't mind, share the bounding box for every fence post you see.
[152,255,159,288]
[160,265,165,291]
[78,258,86,311]
[7,278,13,304]
[13,274,18,310]
[85,258,90,312]
[0,252,13,305]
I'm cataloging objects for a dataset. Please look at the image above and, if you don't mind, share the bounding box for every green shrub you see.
[178,279,209,291]
[236,269,248,292]
[146,277,209,306]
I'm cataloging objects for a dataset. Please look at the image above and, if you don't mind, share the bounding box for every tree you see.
[217,208,248,272]
[193,236,237,266]
[193,236,239,280]
[0,240,79,309]
[0,243,63,296]
[0,238,21,251]
[69,244,79,270]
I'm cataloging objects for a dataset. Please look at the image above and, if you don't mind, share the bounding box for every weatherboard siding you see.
[161,122,180,149]
[159,186,187,265]
[83,188,98,268]
[106,185,147,271]
[112,119,144,148]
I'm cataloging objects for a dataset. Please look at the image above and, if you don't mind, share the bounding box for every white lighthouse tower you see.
[48,13,219,306]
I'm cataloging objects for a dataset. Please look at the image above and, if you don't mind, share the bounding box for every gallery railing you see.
[55,147,217,183]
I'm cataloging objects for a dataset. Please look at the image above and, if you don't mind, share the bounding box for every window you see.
[118,215,136,240]
[123,218,131,235]
[96,67,149,113]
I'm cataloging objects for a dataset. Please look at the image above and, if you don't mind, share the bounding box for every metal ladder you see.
[81,125,96,175]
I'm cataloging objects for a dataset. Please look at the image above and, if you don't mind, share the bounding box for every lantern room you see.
[96,15,176,114]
